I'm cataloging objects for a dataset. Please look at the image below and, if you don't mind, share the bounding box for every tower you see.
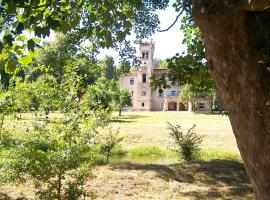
[139,39,155,74]
[136,40,155,111]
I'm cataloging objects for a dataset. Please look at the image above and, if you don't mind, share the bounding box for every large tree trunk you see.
[193,1,270,199]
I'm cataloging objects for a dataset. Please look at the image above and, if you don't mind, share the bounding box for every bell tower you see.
[136,39,155,111]
[139,39,155,74]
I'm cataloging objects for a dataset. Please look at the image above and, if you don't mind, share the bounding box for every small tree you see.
[1,115,95,200]
[33,75,60,118]
[12,80,39,116]
[179,84,197,111]
[167,122,203,162]
[98,128,123,163]
[114,89,132,116]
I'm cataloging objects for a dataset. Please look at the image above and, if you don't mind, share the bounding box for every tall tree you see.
[101,56,116,80]
[165,0,270,198]
[191,1,270,198]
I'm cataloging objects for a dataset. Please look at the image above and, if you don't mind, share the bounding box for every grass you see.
[111,111,238,154]
[200,149,241,161]
[111,144,128,155]
[129,145,165,157]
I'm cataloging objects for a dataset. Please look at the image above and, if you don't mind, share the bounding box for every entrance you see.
[168,101,177,111]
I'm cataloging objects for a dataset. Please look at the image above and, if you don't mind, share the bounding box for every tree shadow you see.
[111,159,253,199]
[0,193,27,200]
[110,114,148,123]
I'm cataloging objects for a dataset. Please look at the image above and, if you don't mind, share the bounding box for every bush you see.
[167,122,203,162]
[98,128,124,163]
[1,119,95,200]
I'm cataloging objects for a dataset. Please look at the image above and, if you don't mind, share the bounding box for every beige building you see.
[120,40,211,111]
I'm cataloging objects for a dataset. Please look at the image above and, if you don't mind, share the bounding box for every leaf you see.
[5,58,17,74]
[3,34,14,46]
[15,22,25,34]
[6,0,16,14]
[19,55,32,67]
[60,21,71,33]
[27,39,35,52]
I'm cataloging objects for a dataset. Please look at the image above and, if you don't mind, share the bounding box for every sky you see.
[151,5,185,59]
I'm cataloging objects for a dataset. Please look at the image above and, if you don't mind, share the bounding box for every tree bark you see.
[193,1,270,199]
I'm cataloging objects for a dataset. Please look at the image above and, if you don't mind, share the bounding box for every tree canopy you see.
[0,0,169,73]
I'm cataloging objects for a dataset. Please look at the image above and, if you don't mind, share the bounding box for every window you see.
[158,89,163,97]
[130,78,134,85]
[142,52,145,58]
[131,91,133,96]
[141,91,146,96]
[142,74,146,83]
[199,103,205,108]
[145,52,149,59]
[171,90,177,96]
[142,102,145,107]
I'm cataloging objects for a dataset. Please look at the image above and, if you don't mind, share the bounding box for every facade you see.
[120,40,211,111]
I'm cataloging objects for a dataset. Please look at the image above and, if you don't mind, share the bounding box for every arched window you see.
[142,102,145,107]
[142,74,146,83]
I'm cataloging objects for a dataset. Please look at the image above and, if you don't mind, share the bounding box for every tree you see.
[0,0,168,73]
[33,75,60,118]
[115,89,132,116]
[2,110,96,200]
[163,0,270,198]
[191,1,270,198]
[153,58,167,68]
[179,84,197,111]
[101,56,116,80]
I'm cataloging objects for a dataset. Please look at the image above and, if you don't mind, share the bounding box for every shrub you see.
[98,128,124,163]
[1,118,95,200]
[167,122,203,162]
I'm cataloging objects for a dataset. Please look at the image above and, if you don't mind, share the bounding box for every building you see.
[120,40,211,111]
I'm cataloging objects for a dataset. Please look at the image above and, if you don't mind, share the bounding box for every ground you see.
[0,111,254,199]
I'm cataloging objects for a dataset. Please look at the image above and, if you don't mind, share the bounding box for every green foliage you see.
[179,84,197,111]
[113,87,132,116]
[0,0,169,72]
[167,122,203,162]
[12,75,60,117]
[0,89,15,138]
[1,114,95,200]
[33,75,60,116]
[101,55,116,80]
[153,58,167,68]
[12,79,39,113]
[81,77,115,113]
[98,127,124,163]
[130,145,165,157]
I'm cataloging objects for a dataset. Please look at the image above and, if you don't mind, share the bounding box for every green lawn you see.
[111,111,239,154]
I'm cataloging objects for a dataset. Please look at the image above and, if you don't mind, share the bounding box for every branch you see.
[239,0,270,11]
[158,9,184,32]
[17,3,51,9]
